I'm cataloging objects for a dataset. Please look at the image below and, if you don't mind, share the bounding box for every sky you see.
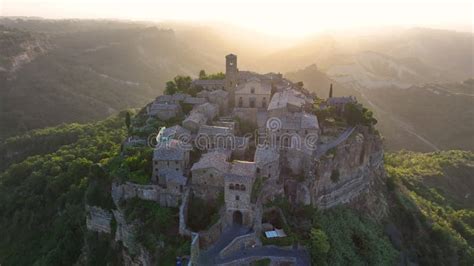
[1,0,473,37]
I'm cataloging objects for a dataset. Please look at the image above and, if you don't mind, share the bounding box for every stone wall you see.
[199,218,223,247]
[86,205,113,234]
[111,181,181,207]
[179,188,192,237]
[219,255,296,266]
[189,233,200,266]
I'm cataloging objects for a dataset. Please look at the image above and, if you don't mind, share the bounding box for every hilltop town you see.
[86,54,384,265]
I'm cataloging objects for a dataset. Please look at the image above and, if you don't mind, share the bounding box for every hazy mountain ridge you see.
[281,28,473,151]
[262,27,473,82]
[0,25,51,73]
[0,19,221,138]
[0,18,472,152]
[288,63,474,151]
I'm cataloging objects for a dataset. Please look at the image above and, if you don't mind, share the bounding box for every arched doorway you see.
[232,211,243,225]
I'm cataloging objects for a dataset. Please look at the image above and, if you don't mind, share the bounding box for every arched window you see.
[229,184,234,190]
[241,185,246,191]
[235,184,240,190]
[251,87,255,94]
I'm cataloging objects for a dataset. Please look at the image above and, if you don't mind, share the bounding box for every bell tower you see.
[225,54,238,107]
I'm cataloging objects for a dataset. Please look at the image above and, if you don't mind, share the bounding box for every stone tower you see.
[225,54,238,107]
[223,161,256,228]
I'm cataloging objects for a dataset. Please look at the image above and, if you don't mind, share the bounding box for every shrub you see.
[330,169,340,183]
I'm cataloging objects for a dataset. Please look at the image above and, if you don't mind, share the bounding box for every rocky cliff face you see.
[262,126,388,220]
[310,126,388,219]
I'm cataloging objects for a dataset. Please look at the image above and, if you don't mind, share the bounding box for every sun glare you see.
[1,0,473,37]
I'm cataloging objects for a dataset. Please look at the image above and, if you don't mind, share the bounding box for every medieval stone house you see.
[190,151,231,189]
[152,139,191,182]
[254,145,280,180]
[224,161,256,227]
[147,102,182,121]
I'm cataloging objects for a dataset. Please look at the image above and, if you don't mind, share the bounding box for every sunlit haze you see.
[1,0,473,37]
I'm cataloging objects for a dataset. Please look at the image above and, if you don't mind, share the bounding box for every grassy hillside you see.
[385,150,474,265]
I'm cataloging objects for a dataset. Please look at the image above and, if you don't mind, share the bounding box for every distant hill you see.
[280,28,474,151]
[261,28,474,82]
[0,19,221,138]
[285,63,474,151]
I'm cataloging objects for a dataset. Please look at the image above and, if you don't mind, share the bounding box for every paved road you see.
[216,245,311,266]
[314,127,355,158]
[198,225,252,265]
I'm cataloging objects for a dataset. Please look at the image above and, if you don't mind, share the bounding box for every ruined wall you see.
[111,181,181,207]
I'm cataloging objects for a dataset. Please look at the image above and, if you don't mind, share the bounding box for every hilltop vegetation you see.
[385,150,474,265]
[0,112,127,265]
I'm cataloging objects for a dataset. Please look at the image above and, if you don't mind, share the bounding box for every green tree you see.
[310,228,330,264]
[164,80,177,95]
[125,112,131,129]
[174,75,192,91]
[199,69,207,79]
[206,72,225,80]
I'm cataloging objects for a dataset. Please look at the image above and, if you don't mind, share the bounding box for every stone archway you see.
[232,210,243,225]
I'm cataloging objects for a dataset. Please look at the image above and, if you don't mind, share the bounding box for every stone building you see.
[196,125,234,150]
[182,112,207,133]
[326,96,357,112]
[157,169,187,207]
[208,89,230,115]
[162,125,191,140]
[147,102,181,121]
[234,78,272,109]
[192,102,219,121]
[152,139,191,182]
[192,79,225,91]
[154,93,188,104]
[190,151,230,189]
[183,96,207,106]
[254,145,280,180]
[224,161,256,227]
[267,89,312,117]
[225,54,239,107]
[267,112,320,149]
